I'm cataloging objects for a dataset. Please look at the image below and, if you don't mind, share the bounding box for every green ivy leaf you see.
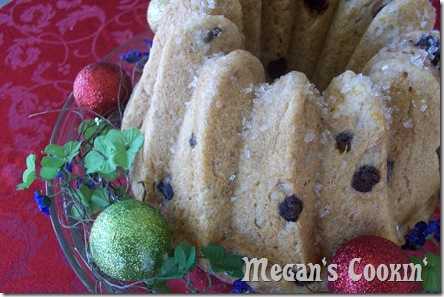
[71,203,93,219]
[43,142,80,163]
[122,128,144,155]
[70,205,83,219]
[174,242,196,270]
[84,136,117,174]
[201,243,244,278]
[156,243,196,281]
[39,156,65,181]
[201,243,224,263]
[157,258,186,281]
[411,253,441,293]
[105,128,144,169]
[43,144,64,158]
[78,119,112,140]
[39,166,60,181]
[76,185,93,206]
[94,136,117,174]
[91,187,111,213]
[84,151,106,173]
[17,154,36,190]
[71,185,93,219]
[41,156,65,169]
[113,150,131,169]
[214,253,244,278]
[115,186,133,200]
[105,130,126,149]
[78,120,95,139]
[80,119,113,152]
[63,141,81,162]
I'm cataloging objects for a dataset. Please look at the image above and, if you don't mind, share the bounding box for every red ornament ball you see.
[328,236,421,293]
[73,61,132,116]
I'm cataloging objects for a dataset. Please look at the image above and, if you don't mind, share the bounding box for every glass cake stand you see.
[47,32,153,293]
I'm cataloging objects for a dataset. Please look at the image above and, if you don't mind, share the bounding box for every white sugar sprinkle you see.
[303,83,315,95]
[403,118,413,129]
[239,130,250,139]
[259,124,268,132]
[320,130,331,145]
[187,76,198,89]
[244,145,251,159]
[320,208,331,218]
[314,183,323,198]
[241,83,254,94]
[304,130,316,143]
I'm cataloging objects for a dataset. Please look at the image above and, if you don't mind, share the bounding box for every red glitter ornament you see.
[73,61,132,116]
[328,236,421,293]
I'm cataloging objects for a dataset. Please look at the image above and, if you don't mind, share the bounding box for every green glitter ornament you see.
[89,200,171,281]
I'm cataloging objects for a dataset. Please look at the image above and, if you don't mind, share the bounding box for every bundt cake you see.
[122,0,440,293]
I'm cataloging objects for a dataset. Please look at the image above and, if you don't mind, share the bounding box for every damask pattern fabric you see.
[0,0,149,292]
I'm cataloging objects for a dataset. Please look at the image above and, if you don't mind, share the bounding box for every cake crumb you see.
[314,183,323,198]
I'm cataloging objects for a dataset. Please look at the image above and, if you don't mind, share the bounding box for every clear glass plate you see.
[47,31,153,293]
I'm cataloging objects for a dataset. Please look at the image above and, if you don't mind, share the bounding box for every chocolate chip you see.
[387,159,394,184]
[335,132,353,153]
[304,0,329,14]
[416,33,440,68]
[189,132,197,148]
[373,5,386,19]
[267,58,287,80]
[204,27,223,43]
[157,178,174,200]
[279,195,303,222]
[352,165,380,193]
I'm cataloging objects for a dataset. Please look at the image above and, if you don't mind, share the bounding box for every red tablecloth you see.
[0,0,147,293]
[0,0,440,293]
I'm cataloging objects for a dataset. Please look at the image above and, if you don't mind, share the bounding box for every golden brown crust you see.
[318,71,400,256]
[364,58,440,236]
